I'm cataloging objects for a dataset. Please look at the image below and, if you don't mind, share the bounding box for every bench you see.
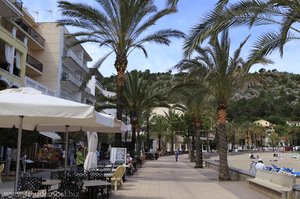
[247,170,296,199]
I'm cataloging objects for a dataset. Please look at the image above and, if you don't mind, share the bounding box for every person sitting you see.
[249,154,255,159]
[126,153,135,175]
[255,159,266,171]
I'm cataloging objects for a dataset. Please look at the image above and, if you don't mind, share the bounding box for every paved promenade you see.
[112,154,270,199]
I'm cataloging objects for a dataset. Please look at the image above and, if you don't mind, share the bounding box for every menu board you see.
[110,147,127,164]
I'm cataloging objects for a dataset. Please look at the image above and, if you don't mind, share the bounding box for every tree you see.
[170,79,210,168]
[123,70,163,152]
[57,0,185,145]
[184,0,300,58]
[182,30,271,180]
[150,115,168,151]
[164,109,183,154]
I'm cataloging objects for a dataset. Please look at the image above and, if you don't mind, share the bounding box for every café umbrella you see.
[0,87,115,191]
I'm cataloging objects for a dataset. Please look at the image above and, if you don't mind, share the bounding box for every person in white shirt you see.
[255,159,266,171]
[126,153,135,174]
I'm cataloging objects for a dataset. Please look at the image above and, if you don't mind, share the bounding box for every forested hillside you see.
[101,69,300,125]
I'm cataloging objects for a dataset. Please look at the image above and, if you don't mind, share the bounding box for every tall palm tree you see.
[57,0,185,124]
[182,31,271,180]
[164,109,182,154]
[150,115,168,151]
[184,0,300,58]
[170,80,210,168]
[123,70,162,152]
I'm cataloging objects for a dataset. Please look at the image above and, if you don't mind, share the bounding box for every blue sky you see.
[22,0,300,77]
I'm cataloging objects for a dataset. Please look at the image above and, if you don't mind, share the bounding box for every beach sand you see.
[210,151,300,172]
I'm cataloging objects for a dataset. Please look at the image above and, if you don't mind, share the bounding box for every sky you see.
[22,0,300,77]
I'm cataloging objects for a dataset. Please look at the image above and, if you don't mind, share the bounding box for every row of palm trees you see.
[57,0,299,181]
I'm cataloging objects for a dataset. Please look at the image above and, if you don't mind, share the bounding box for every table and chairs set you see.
[0,165,126,199]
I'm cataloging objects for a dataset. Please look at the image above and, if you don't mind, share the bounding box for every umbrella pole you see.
[14,115,24,192]
[64,125,69,175]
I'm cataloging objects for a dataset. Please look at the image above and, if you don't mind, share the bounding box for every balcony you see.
[0,17,13,33]
[10,0,23,11]
[61,71,91,93]
[0,0,23,18]
[14,18,45,48]
[26,54,43,73]
[64,49,89,73]
[25,76,55,96]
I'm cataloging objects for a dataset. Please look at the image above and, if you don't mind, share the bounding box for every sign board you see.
[110,147,127,164]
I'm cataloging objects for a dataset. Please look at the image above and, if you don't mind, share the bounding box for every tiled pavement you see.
[0,155,271,199]
[111,154,270,199]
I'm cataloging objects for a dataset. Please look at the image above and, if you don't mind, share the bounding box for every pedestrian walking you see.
[175,150,179,161]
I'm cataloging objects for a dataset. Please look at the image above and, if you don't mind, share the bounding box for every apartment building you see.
[0,0,26,90]
[0,0,104,162]
[37,22,95,104]
[0,0,97,103]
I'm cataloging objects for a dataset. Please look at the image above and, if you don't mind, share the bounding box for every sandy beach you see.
[210,151,300,172]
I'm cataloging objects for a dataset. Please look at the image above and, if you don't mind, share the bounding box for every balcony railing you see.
[25,76,55,96]
[26,54,43,73]
[10,0,23,11]
[14,18,45,47]
[64,49,89,73]
[0,17,13,33]
[61,71,91,93]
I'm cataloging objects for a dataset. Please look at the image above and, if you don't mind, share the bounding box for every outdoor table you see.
[41,179,61,191]
[16,189,47,198]
[83,180,111,199]
[104,173,113,178]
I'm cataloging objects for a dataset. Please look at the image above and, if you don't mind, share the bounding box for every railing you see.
[0,17,13,33]
[64,49,89,73]
[61,71,91,93]
[10,0,23,11]
[25,76,55,96]
[61,71,81,88]
[14,18,45,47]
[26,54,43,73]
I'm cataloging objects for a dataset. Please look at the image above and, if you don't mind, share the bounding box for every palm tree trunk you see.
[191,132,195,162]
[217,107,231,181]
[158,134,161,151]
[115,54,127,146]
[194,118,203,168]
[206,131,210,152]
[171,133,174,154]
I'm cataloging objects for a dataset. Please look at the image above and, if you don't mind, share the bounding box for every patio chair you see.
[88,171,104,180]
[111,165,125,191]
[48,181,82,199]
[1,194,32,199]
[0,163,4,184]
[17,177,42,191]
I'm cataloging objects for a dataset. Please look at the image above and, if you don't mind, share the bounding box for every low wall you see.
[204,160,255,181]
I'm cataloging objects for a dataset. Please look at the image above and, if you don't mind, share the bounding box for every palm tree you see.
[57,0,185,124]
[170,80,209,168]
[164,109,183,154]
[184,0,300,58]
[182,30,271,180]
[123,70,162,152]
[150,115,168,151]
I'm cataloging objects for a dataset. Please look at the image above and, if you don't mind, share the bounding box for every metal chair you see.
[1,194,32,199]
[17,177,42,191]
[88,171,104,180]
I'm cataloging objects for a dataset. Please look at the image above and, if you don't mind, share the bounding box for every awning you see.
[39,132,61,140]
